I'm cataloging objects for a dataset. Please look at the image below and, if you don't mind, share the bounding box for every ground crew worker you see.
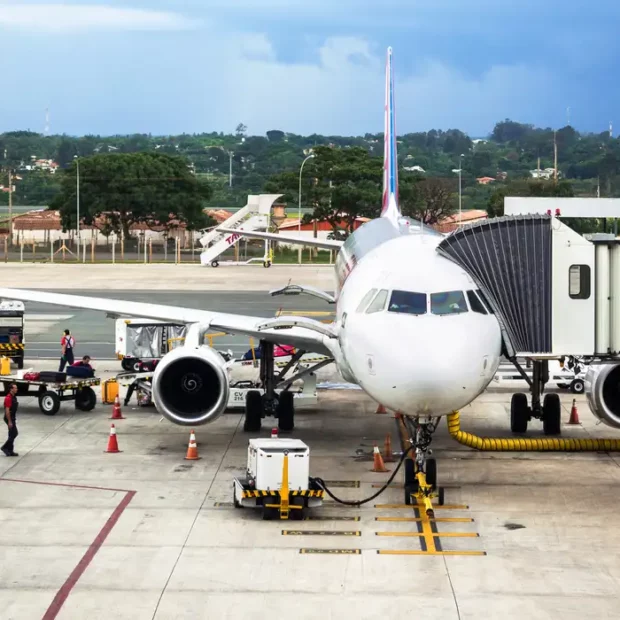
[2,383,19,457]
[59,329,75,371]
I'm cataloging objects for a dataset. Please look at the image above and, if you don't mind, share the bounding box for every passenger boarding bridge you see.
[436,198,620,434]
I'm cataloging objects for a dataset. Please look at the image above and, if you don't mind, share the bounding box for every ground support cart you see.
[0,376,100,415]
[233,438,324,520]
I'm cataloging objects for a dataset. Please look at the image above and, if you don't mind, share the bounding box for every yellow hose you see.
[446,412,620,452]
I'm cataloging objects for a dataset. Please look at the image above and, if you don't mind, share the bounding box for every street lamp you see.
[298,152,314,265]
[74,155,80,245]
[458,153,464,229]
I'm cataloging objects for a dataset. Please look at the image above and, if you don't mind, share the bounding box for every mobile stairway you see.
[199,194,282,267]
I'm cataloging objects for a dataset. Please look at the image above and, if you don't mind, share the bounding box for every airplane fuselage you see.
[330,221,503,416]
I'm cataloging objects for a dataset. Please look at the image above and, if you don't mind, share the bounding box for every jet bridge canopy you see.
[436,214,596,358]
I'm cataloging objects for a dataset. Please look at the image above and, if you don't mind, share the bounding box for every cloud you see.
[0,3,198,31]
[198,35,558,137]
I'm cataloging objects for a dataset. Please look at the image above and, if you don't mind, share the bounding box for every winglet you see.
[381,47,401,224]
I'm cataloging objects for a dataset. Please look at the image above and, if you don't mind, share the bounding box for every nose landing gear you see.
[399,415,444,510]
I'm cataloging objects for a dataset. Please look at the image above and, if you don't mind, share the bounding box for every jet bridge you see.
[436,214,620,433]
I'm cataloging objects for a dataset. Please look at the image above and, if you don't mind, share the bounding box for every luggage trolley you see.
[0,301,25,369]
[0,373,100,415]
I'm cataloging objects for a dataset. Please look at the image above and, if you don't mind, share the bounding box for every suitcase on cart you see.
[39,371,67,383]
[101,379,119,404]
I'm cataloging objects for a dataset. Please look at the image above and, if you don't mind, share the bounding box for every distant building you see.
[476,176,495,185]
[433,209,488,234]
[530,167,559,180]
[403,165,426,173]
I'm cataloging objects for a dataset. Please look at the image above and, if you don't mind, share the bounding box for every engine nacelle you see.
[585,362,620,428]
[152,346,230,426]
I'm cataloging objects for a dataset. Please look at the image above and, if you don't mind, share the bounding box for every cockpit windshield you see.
[430,291,468,315]
[387,290,427,315]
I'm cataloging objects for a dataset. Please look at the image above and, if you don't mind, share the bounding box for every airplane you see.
[0,47,503,495]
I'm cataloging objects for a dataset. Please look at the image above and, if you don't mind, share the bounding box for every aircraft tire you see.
[543,393,561,436]
[510,392,529,434]
[244,390,263,432]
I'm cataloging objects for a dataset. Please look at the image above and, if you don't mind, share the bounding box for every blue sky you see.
[1,0,618,137]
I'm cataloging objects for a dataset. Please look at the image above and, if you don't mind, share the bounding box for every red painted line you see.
[42,490,136,620]
[1,478,137,619]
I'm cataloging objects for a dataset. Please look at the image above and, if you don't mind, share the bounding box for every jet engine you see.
[152,346,230,426]
[585,362,620,428]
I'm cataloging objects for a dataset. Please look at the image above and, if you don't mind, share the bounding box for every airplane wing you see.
[0,288,336,356]
[219,228,343,250]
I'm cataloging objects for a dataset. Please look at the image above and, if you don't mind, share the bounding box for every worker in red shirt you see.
[59,329,75,372]
[1,383,19,457]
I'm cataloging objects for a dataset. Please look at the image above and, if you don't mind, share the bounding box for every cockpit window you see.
[467,290,488,315]
[366,289,389,314]
[388,290,427,315]
[430,291,468,315]
[476,288,495,314]
[356,288,377,313]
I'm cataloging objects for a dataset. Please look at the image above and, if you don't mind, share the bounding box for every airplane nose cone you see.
[363,319,492,415]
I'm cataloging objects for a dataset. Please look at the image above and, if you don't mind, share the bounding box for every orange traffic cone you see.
[375,403,387,415]
[110,394,125,420]
[184,430,201,460]
[568,399,580,425]
[105,424,121,453]
[383,433,395,462]
[371,444,389,472]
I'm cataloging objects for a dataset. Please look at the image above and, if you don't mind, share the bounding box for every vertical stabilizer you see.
[381,47,401,224]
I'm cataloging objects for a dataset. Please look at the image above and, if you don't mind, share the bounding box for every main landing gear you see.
[400,416,444,515]
[243,340,332,434]
[509,359,561,436]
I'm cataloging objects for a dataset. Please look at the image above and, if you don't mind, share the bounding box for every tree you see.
[52,152,212,238]
[265,145,382,238]
[399,175,457,225]
[235,123,247,138]
[266,130,285,143]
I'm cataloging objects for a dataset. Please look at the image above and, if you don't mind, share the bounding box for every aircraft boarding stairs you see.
[199,194,283,267]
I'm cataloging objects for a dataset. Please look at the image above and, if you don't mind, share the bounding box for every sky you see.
[0,0,618,138]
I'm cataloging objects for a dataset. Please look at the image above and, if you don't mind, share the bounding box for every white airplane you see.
[0,47,503,492]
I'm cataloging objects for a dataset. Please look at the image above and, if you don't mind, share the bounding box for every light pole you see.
[458,153,464,228]
[298,152,314,265]
[74,155,80,245]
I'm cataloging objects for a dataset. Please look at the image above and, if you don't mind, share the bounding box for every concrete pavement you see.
[2,388,620,619]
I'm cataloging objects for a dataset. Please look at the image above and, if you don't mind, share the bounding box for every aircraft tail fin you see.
[381,47,401,224]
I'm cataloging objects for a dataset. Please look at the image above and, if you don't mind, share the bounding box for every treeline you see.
[1,120,619,221]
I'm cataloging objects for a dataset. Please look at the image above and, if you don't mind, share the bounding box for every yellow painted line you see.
[300,549,361,555]
[372,483,403,488]
[375,517,474,523]
[377,550,486,556]
[417,502,437,551]
[374,504,469,510]
[285,311,334,316]
[282,530,361,536]
[376,532,479,538]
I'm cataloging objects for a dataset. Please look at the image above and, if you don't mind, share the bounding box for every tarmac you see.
[2,380,620,619]
[2,265,620,618]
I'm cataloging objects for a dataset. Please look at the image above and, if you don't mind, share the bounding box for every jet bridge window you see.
[387,290,427,315]
[466,290,488,315]
[356,288,378,312]
[569,265,591,300]
[430,291,468,315]
[366,289,389,314]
